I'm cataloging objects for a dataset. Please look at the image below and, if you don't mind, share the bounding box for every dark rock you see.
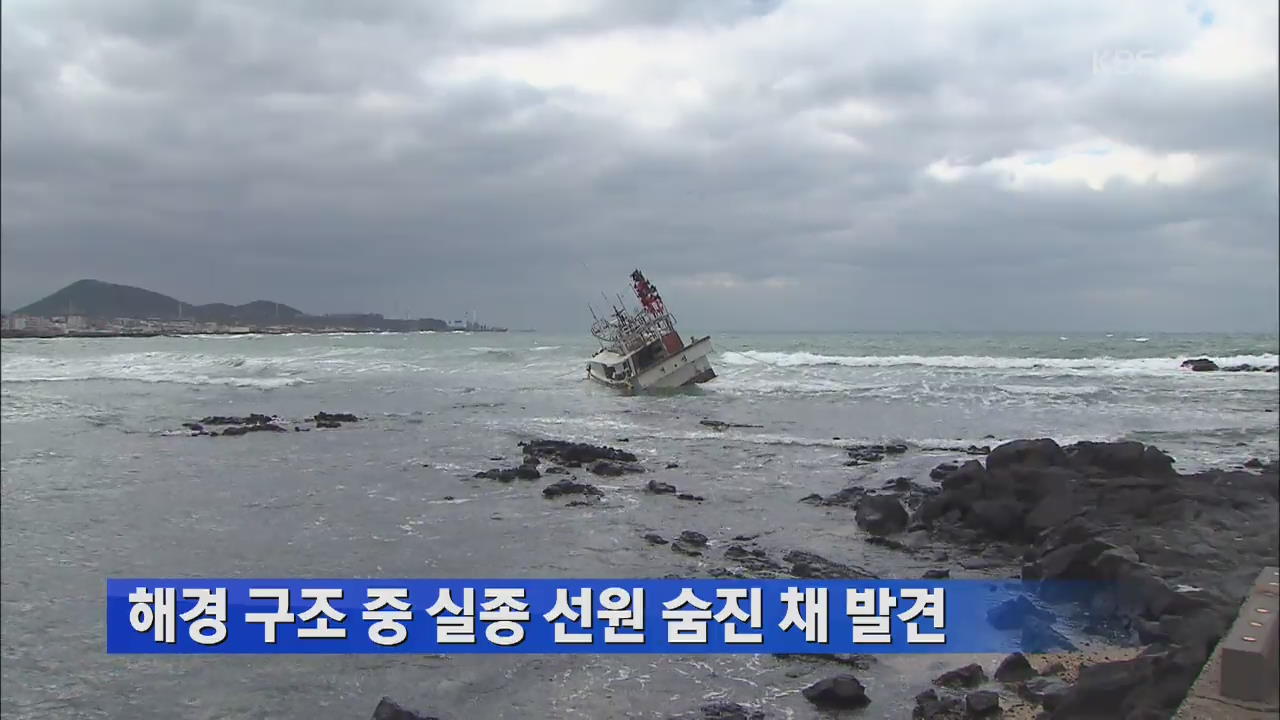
[801,675,870,709]
[966,498,1025,538]
[218,423,288,436]
[646,480,678,494]
[676,493,705,502]
[372,697,440,720]
[930,462,960,479]
[965,690,999,716]
[988,595,1056,631]
[1180,358,1218,372]
[1050,656,1153,717]
[542,478,603,498]
[1019,676,1069,708]
[994,652,1037,682]
[1244,457,1265,469]
[666,462,680,469]
[315,411,359,423]
[643,533,668,545]
[200,413,275,425]
[1021,618,1076,652]
[922,568,951,579]
[514,465,541,480]
[912,689,963,719]
[934,663,986,689]
[667,701,766,720]
[671,541,703,557]
[678,530,709,546]
[799,493,825,505]
[986,438,1069,472]
[520,439,638,465]
[182,422,203,431]
[544,466,569,475]
[700,419,763,430]
[783,550,872,580]
[855,495,909,535]
[587,460,644,476]
[316,420,341,429]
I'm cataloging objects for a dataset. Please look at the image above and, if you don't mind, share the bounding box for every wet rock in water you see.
[1243,457,1265,469]
[845,442,908,464]
[799,493,825,505]
[1180,357,1219,372]
[987,595,1056,631]
[912,689,963,719]
[544,466,568,475]
[565,499,597,507]
[587,460,645,476]
[371,697,440,720]
[200,413,275,425]
[315,420,341,429]
[646,480,678,495]
[520,439,638,466]
[783,550,872,580]
[219,423,288,436]
[922,568,951,579]
[671,541,703,557]
[855,494,909,535]
[1022,618,1076,652]
[817,486,867,508]
[801,675,870,709]
[965,690,999,716]
[678,530,709,547]
[182,422,204,431]
[929,462,960,479]
[643,533,669,545]
[667,700,766,720]
[1018,676,1069,708]
[676,492,705,502]
[315,411,359,423]
[514,465,541,480]
[542,478,603,498]
[700,419,764,430]
[933,663,986,689]
[994,652,1037,682]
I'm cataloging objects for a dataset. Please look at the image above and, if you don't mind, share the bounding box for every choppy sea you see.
[2,331,1277,719]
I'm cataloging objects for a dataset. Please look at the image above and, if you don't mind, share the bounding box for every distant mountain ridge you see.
[12,279,450,330]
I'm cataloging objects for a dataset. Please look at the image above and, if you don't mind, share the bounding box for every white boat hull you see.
[587,336,717,393]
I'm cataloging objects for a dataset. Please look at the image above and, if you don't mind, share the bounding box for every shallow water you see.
[2,331,1277,719]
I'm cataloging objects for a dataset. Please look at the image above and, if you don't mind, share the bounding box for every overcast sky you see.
[2,0,1277,332]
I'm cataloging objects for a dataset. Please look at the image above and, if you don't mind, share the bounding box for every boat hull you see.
[587,336,717,393]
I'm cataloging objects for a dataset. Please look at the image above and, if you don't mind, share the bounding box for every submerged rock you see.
[855,494,909,535]
[371,697,440,720]
[646,480,678,495]
[933,663,986,689]
[667,701,766,720]
[542,478,603,498]
[801,675,870,709]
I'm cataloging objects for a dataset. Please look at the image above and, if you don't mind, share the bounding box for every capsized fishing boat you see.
[586,270,716,393]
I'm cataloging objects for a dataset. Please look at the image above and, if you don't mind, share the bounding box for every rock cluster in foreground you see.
[179,411,361,436]
[853,437,1278,719]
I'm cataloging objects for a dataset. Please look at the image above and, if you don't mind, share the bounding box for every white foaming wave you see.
[530,346,562,351]
[718,350,1278,375]
[0,352,310,389]
[995,384,1107,396]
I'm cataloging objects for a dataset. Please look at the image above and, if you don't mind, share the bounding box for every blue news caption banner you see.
[107,579,1062,654]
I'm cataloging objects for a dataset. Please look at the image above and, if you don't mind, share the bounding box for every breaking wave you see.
[717,350,1279,375]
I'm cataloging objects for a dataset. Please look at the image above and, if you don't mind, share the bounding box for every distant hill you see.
[14,279,304,323]
[12,279,450,330]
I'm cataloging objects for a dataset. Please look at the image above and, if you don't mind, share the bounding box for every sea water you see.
[2,331,1277,718]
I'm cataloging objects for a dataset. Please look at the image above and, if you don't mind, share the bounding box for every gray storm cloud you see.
[2,0,1276,332]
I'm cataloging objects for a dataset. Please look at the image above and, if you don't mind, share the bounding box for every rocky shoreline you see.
[165,413,1276,719]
